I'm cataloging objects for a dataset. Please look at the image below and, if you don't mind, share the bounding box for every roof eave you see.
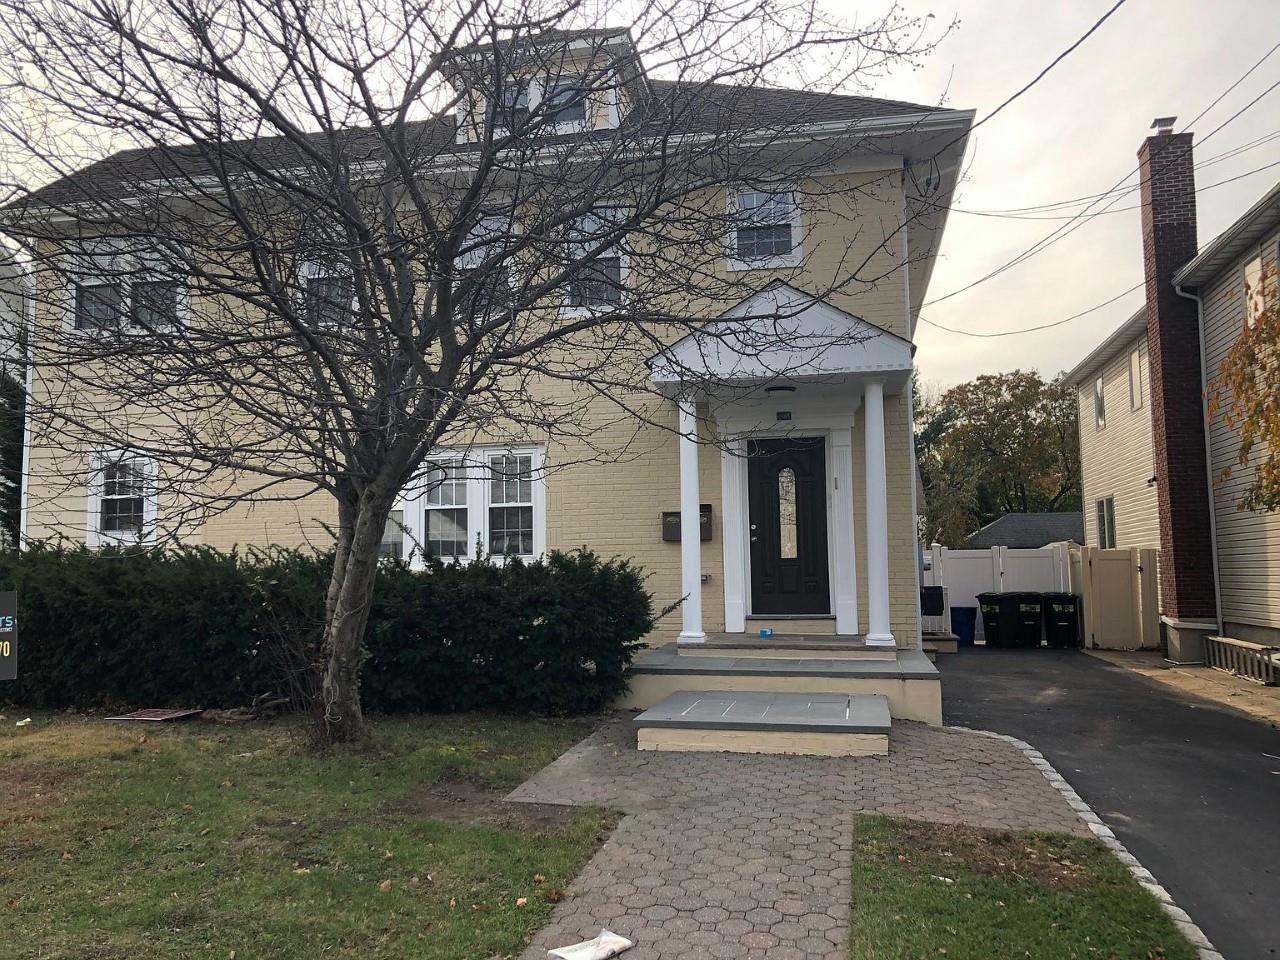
[1064,305,1147,385]
[1174,179,1280,288]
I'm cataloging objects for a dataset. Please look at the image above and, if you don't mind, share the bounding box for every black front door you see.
[748,437,830,615]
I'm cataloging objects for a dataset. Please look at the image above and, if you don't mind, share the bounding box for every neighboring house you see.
[964,512,1083,550]
[1068,118,1280,656]
[8,29,974,740]
[1066,307,1160,552]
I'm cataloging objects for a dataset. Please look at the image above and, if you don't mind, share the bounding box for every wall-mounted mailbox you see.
[662,504,713,542]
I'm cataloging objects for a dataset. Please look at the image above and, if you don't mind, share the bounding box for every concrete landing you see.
[682,634,895,660]
[617,644,942,724]
[634,690,891,756]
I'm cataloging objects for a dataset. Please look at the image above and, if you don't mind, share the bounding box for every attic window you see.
[497,82,530,129]
[544,77,586,125]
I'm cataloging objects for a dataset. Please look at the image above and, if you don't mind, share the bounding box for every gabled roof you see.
[1064,306,1146,386]
[650,280,913,387]
[1174,179,1280,288]
[964,512,1084,550]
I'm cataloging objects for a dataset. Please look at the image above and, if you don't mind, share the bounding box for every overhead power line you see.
[917,281,1145,338]
[922,61,1280,309]
[947,156,1280,221]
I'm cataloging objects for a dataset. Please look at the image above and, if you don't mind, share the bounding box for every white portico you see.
[651,282,914,650]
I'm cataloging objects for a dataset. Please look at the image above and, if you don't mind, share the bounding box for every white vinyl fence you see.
[924,541,1161,650]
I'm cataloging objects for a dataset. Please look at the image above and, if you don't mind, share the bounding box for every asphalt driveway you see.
[941,648,1279,960]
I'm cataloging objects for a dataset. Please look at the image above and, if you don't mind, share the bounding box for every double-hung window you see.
[496,82,530,131]
[424,463,470,558]
[1095,497,1116,549]
[398,446,544,564]
[88,452,157,546]
[487,452,534,555]
[1128,347,1144,411]
[729,187,800,268]
[565,210,625,309]
[69,239,185,332]
[1243,251,1276,329]
[456,215,515,319]
[544,76,587,127]
[299,259,354,329]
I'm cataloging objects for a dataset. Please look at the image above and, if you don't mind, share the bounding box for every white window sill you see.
[725,252,803,273]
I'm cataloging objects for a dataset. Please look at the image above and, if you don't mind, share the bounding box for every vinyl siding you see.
[1077,337,1160,550]
[1201,225,1280,641]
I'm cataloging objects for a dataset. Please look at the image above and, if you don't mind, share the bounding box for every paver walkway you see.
[508,715,1085,959]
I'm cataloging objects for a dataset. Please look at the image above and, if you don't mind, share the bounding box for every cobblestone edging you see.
[951,726,1224,960]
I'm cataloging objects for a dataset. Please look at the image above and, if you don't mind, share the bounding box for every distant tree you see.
[915,369,1079,546]
[1207,261,1280,512]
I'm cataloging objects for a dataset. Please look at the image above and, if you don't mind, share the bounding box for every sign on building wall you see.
[0,591,15,681]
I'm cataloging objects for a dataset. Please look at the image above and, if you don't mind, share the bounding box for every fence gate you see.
[1076,546,1160,650]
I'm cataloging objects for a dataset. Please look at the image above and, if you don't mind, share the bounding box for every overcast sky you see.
[873,0,1280,389]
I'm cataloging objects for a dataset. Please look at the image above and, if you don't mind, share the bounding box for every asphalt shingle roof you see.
[965,512,1084,550]
[13,80,943,212]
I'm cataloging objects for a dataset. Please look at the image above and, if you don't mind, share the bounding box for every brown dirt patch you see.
[0,761,77,827]
[866,819,1099,891]
[386,780,584,831]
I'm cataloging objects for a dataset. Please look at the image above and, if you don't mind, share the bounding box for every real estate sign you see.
[0,591,15,680]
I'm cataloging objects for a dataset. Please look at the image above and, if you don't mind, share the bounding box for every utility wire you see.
[947,156,1280,221]
[915,41,1280,339]
[950,129,1280,218]
[922,68,1280,308]
[918,282,1145,338]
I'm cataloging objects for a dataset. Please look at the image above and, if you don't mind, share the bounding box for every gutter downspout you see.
[1175,282,1224,636]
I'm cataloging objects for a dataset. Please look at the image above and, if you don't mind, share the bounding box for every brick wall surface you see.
[1138,131,1217,621]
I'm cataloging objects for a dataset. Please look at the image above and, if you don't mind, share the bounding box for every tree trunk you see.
[317,486,394,742]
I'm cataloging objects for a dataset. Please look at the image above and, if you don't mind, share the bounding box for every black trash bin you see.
[1006,592,1046,648]
[976,592,1007,648]
[1044,593,1081,648]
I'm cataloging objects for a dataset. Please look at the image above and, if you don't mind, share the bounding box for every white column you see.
[864,379,894,647]
[677,396,706,644]
[830,427,859,636]
[720,440,747,634]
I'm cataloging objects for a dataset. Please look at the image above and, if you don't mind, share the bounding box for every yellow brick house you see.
[12,28,973,753]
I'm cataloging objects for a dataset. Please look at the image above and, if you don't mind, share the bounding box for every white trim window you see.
[424,462,470,558]
[565,209,626,310]
[1094,375,1106,430]
[496,80,531,130]
[455,214,516,319]
[487,451,535,555]
[727,187,802,270]
[543,75,588,129]
[299,260,355,329]
[401,445,545,564]
[86,452,158,547]
[1127,347,1144,411]
[66,238,187,333]
[1095,496,1116,549]
[491,76,593,136]
[1243,252,1276,329]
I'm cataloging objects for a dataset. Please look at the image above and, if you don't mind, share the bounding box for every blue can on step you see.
[758,628,775,638]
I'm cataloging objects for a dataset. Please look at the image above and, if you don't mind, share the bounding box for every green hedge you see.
[0,544,653,714]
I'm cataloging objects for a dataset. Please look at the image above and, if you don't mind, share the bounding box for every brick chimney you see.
[1137,118,1217,630]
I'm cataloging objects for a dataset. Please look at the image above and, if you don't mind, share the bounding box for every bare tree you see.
[0,0,951,739]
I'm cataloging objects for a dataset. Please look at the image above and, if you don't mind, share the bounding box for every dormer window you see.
[544,77,587,126]
[496,81,531,130]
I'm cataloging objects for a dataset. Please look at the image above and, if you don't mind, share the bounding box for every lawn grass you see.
[0,710,614,960]
[850,815,1196,960]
